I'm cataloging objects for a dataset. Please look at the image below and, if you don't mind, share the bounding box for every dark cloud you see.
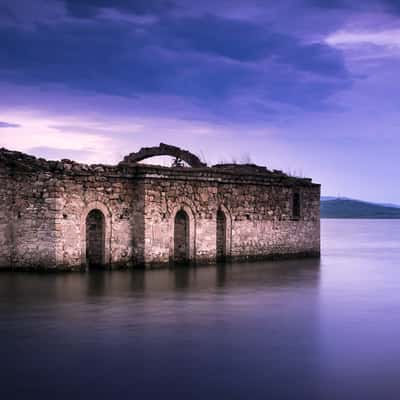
[0,9,351,116]
[306,0,359,9]
[383,0,400,14]
[306,0,400,13]
[0,21,252,99]
[0,4,15,20]
[158,14,348,77]
[64,0,175,18]
[158,15,268,62]
[0,0,64,26]
[0,121,20,128]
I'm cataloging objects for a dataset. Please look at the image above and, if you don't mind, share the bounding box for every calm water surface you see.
[2,219,400,399]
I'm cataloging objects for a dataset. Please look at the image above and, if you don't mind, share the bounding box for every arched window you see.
[216,208,227,261]
[174,209,190,264]
[292,192,301,219]
[86,209,105,268]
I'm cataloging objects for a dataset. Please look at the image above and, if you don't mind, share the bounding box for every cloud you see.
[325,28,400,62]
[306,0,396,13]
[0,0,65,26]
[377,0,400,15]
[0,105,286,170]
[0,13,351,116]
[48,123,124,135]
[326,29,400,48]
[0,112,119,163]
[0,121,20,127]
[158,14,348,75]
[27,146,98,162]
[64,0,175,18]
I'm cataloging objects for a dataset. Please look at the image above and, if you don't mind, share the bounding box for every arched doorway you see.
[86,209,105,269]
[216,208,227,261]
[174,209,189,264]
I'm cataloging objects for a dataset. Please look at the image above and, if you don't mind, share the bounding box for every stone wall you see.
[0,150,145,270]
[0,147,320,270]
[54,172,144,270]
[0,156,58,268]
[0,168,13,267]
[142,168,320,267]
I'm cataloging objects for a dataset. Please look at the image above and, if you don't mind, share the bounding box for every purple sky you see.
[0,0,399,202]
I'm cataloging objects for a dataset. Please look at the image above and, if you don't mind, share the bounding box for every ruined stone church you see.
[0,143,320,270]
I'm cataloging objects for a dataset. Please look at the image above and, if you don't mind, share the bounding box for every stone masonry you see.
[0,143,320,270]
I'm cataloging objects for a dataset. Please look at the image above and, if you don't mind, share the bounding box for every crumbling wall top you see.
[0,148,118,175]
[211,163,283,175]
[0,146,317,186]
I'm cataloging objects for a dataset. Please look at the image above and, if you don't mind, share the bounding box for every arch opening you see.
[137,155,191,167]
[293,192,301,219]
[174,209,190,264]
[216,208,227,262]
[86,209,105,269]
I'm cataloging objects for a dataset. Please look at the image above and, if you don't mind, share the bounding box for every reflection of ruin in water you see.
[0,259,321,301]
[88,258,321,296]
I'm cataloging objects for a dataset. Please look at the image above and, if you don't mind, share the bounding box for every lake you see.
[1,219,400,399]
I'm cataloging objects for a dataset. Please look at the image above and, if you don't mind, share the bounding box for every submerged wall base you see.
[0,251,321,272]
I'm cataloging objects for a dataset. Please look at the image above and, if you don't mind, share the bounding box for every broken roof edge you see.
[0,146,318,186]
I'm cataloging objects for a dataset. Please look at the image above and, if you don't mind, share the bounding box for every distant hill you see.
[321,196,350,201]
[321,198,400,219]
[380,203,400,209]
